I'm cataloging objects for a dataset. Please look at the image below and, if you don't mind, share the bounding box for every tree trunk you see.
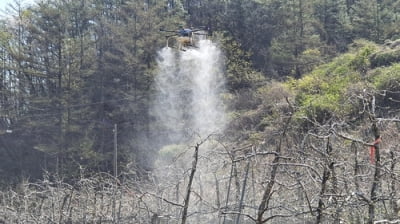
[316,167,330,224]
[368,124,381,224]
[256,101,292,224]
[181,143,200,224]
[368,95,381,224]
[390,151,398,218]
[235,161,250,224]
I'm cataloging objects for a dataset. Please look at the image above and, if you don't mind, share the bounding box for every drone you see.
[159,26,211,51]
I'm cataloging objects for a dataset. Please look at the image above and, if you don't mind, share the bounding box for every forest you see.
[0,0,400,223]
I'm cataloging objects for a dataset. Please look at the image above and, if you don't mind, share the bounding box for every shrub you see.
[370,49,400,68]
[288,53,362,122]
[350,44,376,73]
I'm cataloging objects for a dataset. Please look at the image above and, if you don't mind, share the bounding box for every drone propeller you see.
[192,31,208,35]
[165,34,178,38]
[159,28,177,33]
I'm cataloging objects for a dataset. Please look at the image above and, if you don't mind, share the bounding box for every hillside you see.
[217,39,400,223]
[0,0,400,223]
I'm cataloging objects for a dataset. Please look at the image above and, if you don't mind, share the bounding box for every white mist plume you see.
[153,39,225,145]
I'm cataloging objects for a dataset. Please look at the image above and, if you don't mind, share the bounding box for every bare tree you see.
[256,98,293,224]
[181,142,201,224]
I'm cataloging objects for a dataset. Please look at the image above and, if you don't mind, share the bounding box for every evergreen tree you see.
[350,0,399,42]
[314,0,350,51]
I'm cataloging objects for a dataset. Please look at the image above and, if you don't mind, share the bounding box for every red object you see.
[369,146,375,164]
[369,137,382,164]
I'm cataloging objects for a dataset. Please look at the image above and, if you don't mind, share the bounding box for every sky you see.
[0,0,36,17]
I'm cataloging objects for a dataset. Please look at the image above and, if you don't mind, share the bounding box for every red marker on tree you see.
[369,136,381,164]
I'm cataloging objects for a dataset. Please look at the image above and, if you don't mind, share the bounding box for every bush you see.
[371,64,400,115]
[370,49,400,68]
[349,44,376,73]
[372,64,400,89]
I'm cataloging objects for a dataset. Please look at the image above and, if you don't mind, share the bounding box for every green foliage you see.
[287,39,399,123]
[368,63,400,115]
[372,63,400,89]
[0,0,185,183]
[351,1,382,42]
[0,29,11,46]
[313,0,350,50]
[370,49,400,68]
[217,32,265,91]
[289,53,361,121]
[351,0,400,43]
[220,0,289,75]
[349,42,377,72]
